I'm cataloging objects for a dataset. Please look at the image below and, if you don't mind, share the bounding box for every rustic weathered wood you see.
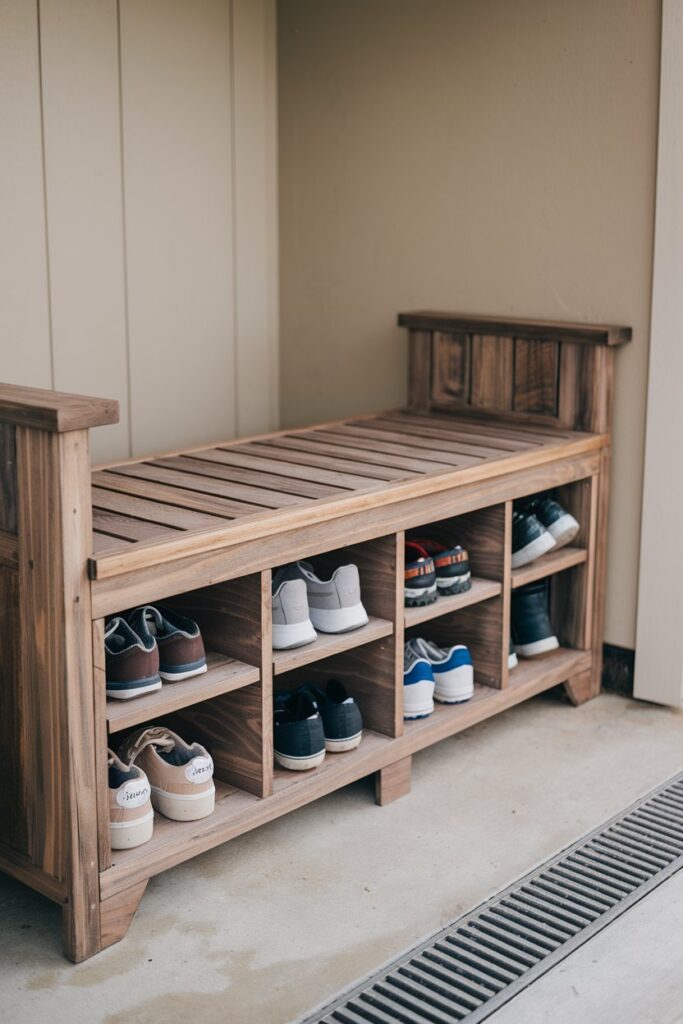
[0,424,17,532]
[375,756,412,806]
[0,311,625,960]
[99,881,148,950]
[398,311,632,347]
[0,381,119,432]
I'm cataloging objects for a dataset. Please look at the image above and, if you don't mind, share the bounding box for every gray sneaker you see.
[272,567,317,650]
[295,561,369,634]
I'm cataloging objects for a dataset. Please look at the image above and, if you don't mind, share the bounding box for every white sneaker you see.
[409,637,474,703]
[403,642,435,719]
[295,561,369,634]
[272,567,317,650]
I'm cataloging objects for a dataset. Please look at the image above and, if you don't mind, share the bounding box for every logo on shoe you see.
[116,782,151,809]
[185,756,213,783]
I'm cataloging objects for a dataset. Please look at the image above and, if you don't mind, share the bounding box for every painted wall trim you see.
[634,0,683,705]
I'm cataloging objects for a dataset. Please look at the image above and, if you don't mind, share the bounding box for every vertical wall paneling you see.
[39,0,131,463]
[232,0,279,435]
[119,0,237,455]
[0,0,52,388]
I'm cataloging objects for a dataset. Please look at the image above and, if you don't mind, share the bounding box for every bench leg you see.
[564,668,600,706]
[99,881,148,951]
[375,756,412,806]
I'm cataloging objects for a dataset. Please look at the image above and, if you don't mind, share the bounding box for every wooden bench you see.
[0,311,630,961]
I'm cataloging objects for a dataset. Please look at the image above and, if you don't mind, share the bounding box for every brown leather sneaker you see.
[108,749,154,849]
[119,726,215,821]
[127,606,207,682]
[105,617,162,700]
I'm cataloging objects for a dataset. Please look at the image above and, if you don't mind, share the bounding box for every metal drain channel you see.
[301,770,683,1024]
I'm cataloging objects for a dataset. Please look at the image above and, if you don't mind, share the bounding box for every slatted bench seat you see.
[0,311,630,962]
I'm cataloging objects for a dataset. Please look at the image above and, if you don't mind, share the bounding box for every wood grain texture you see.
[375,755,412,806]
[398,311,631,346]
[471,334,514,410]
[431,332,470,404]
[92,619,111,873]
[99,880,148,950]
[512,545,588,589]
[513,339,559,415]
[0,423,17,532]
[0,382,118,432]
[0,566,26,854]
[410,595,506,689]
[273,616,393,676]
[406,329,432,411]
[564,669,596,706]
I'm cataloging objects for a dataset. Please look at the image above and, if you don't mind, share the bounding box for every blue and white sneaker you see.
[409,638,474,704]
[403,642,435,719]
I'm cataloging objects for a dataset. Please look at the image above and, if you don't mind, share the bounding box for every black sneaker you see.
[408,538,471,596]
[528,497,580,549]
[274,690,326,771]
[302,680,363,752]
[511,510,555,568]
[511,580,559,658]
[404,541,437,606]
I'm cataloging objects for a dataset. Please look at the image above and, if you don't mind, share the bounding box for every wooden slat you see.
[398,311,631,347]
[93,469,262,517]
[92,508,180,543]
[404,577,502,628]
[244,436,423,477]
[471,334,514,410]
[396,409,573,443]
[355,416,519,457]
[92,485,226,530]
[181,451,343,497]
[406,329,432,411]
[113,461,309,509]
[431,331,470,403]
[320,424,489,465]
[0,424,17,532]
[513,339,559,415]
[370,414,534,451]
[511,546,588,589]
[93,531,134,554]
[273,616,393,675]
[234,442,392,487]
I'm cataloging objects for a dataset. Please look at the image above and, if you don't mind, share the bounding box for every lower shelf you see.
[100,645,591,901]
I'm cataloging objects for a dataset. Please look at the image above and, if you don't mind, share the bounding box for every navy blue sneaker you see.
[409,538,471,595]
[404,541,437,606]
[301,680,363,752]
[403,642,435,719]
[408,638,474,703]
[528,497,580,549]
[274,690,326,771]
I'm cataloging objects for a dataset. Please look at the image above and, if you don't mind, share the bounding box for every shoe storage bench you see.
[0,311,629,961]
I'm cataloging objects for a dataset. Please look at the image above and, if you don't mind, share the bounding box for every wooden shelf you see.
[272,615,393,675]
[404,577,502,628]
[403,646,591,752]
[102,729,393,898]
[511,546,587,589]
[106,651,260,733]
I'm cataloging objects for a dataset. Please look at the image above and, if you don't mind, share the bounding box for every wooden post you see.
[0,383,118,962]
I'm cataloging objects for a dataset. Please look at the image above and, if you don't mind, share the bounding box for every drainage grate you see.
[301,770,683,1024]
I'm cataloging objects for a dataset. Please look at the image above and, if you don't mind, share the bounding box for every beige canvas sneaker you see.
[119,726,215,822]
[108,749,154,850]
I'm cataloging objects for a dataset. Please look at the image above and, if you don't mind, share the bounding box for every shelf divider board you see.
[106,652,260,734]
[404,577,502,628]
[92,618,112,873]
[511,545,588,589]
[273,616,393,675]
[100,646,591,902]
[165,573,272,798]
[551,476,598,650]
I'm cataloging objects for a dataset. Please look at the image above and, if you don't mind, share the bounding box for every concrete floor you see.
[1,691,682,1024]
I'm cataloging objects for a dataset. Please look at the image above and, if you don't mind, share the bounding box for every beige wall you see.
[0,0,278,464]
[278,0,660,649]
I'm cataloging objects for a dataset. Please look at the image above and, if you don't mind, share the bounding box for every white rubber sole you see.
[508,650,519,670]
[403,679,435,719]
[272,618,317,650]
[514,635,560,658]
[511,530,556,568]
[546,513,580,549]
[436,572,471,590]
[159,663,208,682]
[150,785,215,821]
[433,664,474,703]
[325,731,362,752]
[106,679,162,700]
[404,583,437,600]
[274,749,326,771]
[109,809,154,850]
[309,602,369,634]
